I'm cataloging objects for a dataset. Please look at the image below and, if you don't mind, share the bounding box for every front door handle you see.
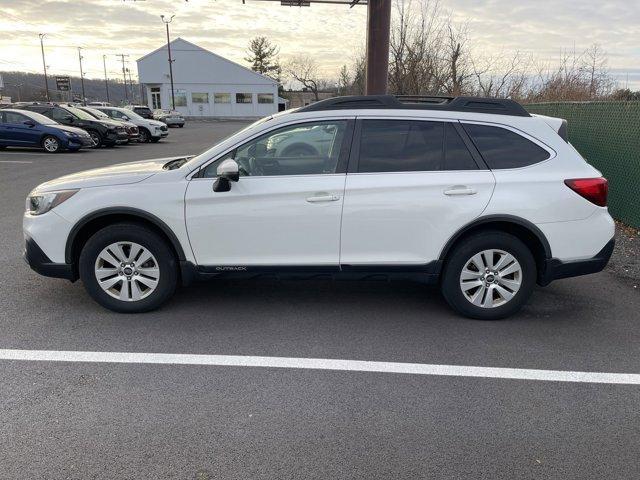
[306,194,340,203]
[443,186,477,196]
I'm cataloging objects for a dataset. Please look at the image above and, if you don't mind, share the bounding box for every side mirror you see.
[121,115,130,121]
[65,115,74,123]
[23,120,36,127]
[213,159,240,192]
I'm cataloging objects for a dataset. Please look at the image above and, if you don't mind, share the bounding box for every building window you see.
[236,93,253,104]
[174,89,187,107]
[214,93,231,104]
[257,93,274,104]
[192,93,209,104]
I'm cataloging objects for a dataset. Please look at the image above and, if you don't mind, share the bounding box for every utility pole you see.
[39,33,50,101]
[78,47,86,104]
[116,54,130,104]
[103,54,110,103]
[160,15,176,110]
[127,68,135,103]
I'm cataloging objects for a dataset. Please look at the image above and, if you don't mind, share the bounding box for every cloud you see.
[0,0,638,84]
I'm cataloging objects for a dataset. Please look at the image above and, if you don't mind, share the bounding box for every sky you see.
[1,0,639,89]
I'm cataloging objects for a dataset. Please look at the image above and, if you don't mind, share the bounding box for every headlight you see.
[25,189,79,215]
[63,131,78,137]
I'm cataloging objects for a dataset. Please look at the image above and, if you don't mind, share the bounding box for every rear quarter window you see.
[463,123,550,169]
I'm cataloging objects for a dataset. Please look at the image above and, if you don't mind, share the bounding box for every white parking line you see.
[1,349,639,385]
[0,160,34,164]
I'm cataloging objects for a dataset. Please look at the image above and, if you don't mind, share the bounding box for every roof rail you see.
[297,94,530,117]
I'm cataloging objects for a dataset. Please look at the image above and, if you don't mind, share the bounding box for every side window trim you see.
[193,118,356,179]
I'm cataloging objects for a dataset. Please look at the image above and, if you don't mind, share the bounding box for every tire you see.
[78,223,178,313]
[139,128,151,143]
[178,124,184,128]
[87,130,102,149]
[42,135,62,153]
[150,137,161,143]
[440,231,536,320]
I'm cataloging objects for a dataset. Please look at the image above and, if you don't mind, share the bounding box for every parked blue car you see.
[0,108,93,153]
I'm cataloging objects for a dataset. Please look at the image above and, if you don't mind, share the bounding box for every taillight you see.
[564,177,608,207]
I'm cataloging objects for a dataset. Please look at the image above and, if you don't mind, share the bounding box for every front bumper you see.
[23,235,76,281]
[66,136,94,149]
[539,238,615,286]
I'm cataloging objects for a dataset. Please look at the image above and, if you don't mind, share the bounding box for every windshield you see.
[21,110,58,125]
[183,116,274,168]
[121,109,143,120]
[82,107,110,120]
[65,106,97,121]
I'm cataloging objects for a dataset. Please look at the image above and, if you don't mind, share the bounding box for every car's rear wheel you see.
[440,231,536,320]
[87,130,102,148]
[42,135,61,153]
[79,223,178,313]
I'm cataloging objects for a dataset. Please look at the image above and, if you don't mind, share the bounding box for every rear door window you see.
[463,123,550,169]
[357,119,478,172]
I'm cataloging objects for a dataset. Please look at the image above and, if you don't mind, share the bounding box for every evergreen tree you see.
[245,36,282,83]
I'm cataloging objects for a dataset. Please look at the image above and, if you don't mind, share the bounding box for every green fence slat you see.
[525,102,640,228]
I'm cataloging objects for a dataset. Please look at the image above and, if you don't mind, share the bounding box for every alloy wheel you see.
[94,241,160,302]
[43,137,59,152]
[459,249,522,308]
[89,132,101,148]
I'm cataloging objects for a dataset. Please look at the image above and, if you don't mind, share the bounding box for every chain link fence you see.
[525,101,640,228]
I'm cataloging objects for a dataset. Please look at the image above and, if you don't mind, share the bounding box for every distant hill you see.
[0,71,143,105]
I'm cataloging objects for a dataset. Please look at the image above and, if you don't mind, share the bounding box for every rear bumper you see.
[539,238,615,286]
[23,235,76,281]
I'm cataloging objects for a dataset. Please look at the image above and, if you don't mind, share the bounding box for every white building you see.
[137,38,279,118]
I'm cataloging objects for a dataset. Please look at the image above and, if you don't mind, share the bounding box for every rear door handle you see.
[306,194,340,203]
[443,187,477,196]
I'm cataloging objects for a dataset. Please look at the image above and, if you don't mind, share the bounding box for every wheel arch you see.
[438,215,552,282]
[65,208,187,274]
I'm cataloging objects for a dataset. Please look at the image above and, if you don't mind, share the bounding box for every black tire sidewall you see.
[79,224,178,313]
[441,232,536,320]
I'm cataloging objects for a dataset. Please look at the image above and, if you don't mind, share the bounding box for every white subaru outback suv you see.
[23,95,614,319]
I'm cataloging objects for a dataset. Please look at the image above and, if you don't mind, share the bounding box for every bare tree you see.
[473,51,532,99]
[286,56,325,100]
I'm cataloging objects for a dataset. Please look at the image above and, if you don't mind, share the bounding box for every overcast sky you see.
[1,0,639,88]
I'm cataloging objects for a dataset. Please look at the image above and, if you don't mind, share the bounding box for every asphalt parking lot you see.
[1,121,639,479]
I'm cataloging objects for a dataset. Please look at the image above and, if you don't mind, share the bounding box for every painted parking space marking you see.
[1,349,639,385]
[0,160,34,164]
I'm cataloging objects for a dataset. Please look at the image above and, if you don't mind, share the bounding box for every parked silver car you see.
[153,109,185,128]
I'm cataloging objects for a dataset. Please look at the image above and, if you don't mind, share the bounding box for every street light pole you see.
[103,55,110,103]
[78,47,86,104]
[160,15,176,110]
[39,33,50,101]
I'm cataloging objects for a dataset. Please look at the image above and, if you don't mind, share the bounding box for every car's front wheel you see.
[87,130,102,148]
[79,223,178,313]
[138,128,151,143]
[440,231,536,320]
[42,135,61,153]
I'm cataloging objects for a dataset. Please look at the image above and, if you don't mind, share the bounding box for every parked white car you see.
[93,106,168,143]
[23,95,614,319]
